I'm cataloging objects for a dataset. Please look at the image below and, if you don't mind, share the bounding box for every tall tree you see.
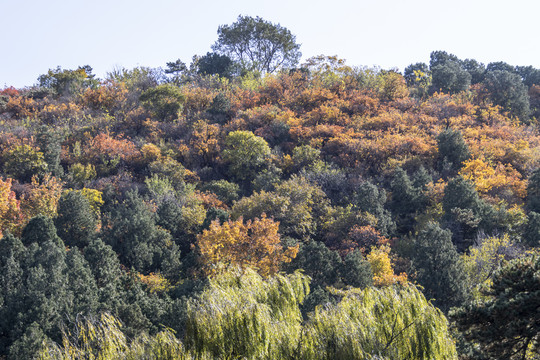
[212,15,301,73]
[55,191,97,248]
[411,222,469,312]
[452,256,540,359]
[437,128,471,174]
[482,70,530,122]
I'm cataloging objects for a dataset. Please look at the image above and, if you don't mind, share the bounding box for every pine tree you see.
[411,222,469,312]
[55,191,97,248]
[452,256,540,359]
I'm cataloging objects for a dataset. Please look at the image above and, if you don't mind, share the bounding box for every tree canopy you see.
[212,15,301,73]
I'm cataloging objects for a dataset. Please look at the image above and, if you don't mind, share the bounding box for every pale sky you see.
[2,0,540,88]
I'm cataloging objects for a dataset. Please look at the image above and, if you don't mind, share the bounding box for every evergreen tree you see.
[55,191,97,248]
[411,222,469,312]
[442,176,495,251]
[437,128,471,174]
[21,215,63,248]
[104,190,180,275]
[389,167,426,234]
[339,250,373,288]
[527,168,540,213]
[353,182,396,236]
[452,256,540,359]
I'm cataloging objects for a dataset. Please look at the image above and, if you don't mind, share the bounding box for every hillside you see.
[1,49,540,359]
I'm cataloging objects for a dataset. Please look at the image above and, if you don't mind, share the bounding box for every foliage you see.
[367,245,407,286]
[2,144,48,182]
[462,234,522,301]
[185,268,309,359]
[222,130,271,182]
[140,84,185,121]
[196,215,298,276]
[212,15,301,73]
[55,191,97,248]
[38,313,193,360]
[0,177,22,236]
[301,285,457,359]
[411,223,469,312]
[452,256,540,360]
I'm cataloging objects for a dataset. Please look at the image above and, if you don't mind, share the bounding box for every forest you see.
[1,15,540,360]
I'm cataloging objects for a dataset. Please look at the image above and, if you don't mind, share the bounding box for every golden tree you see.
[196,214,298,276]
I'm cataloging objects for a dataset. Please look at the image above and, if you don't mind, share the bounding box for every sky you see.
[2,0,540,88]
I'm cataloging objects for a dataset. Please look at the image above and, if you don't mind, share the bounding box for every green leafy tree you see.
[140,83,185,121]
[36,125,63,177]
[442,176,495,251]
[452,256,540,359]
[485,61,515,73]
[431,61,471,94]
[411,223,469,312]
[524,211,540,247]
[288,240,342,288]
[185,268,309,359]
[527,168,540,213]
[301,285,458,359]
[55,191,97,248]
[516,65,540,87]
[104,191,181,276]
[197,52,234,77]
[21,215,63,248]
[164,59,187,85]
[461,58,485,84]
[353,181,396,236]
[223,130,271,183]
[389,167,427,234]
[2,144,48,182]
[38,65,96,97]
[483,70,530,122]
[437,128,471,174]
[83,238,124,307]
[212,15,301,73]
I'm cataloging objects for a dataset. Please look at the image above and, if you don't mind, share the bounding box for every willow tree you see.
[38,313,196,360]
[301,286,458,360]
[185,269,310,360]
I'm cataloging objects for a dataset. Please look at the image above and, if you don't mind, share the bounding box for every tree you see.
[527,168,540,213]
[104,191,180,275]
[2,144,48,182]
[411,223,469,312]
[196,215,298,276]
[38,65,97,97]
[0,178,22,237]
[431,61,471,94]
[212,15,301,73]
[196,52,234,77]
[140,84,185,121]
[442,176,495,251]
[302,285,457,359]
[516,65,540,87]
[288,240,342,288]
[482,70,530,122]
[222,130,271,183]
[164,58,187,85]
[437,128,471,174]
[38,313,189,360]
[452,256,540,359]
[21,215,62,248]
[461,58,485,84]
[55,191,97,248]
[403,62,429,85]
[185,269,309,359]
[389,167,426,233]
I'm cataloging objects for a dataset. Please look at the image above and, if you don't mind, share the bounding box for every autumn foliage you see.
[196,215,298,276]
